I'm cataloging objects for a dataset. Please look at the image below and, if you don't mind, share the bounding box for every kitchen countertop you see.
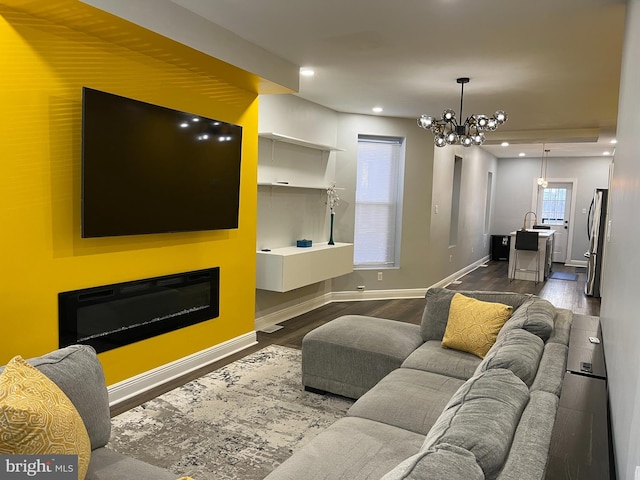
[509,229,556,236]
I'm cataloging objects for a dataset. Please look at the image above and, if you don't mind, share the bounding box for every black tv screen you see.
[81,87,242,238]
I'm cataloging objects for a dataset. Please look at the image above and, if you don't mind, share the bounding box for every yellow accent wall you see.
[0,2,258,384]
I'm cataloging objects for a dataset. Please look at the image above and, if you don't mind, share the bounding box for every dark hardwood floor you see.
[111,260,600,416]
[447,260,600,317]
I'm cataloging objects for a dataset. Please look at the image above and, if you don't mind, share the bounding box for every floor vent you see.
[259,325,284,334]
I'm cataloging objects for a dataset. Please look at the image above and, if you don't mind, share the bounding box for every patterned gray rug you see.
[108,345,353,479]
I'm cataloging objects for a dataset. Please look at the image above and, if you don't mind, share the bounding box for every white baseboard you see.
[254,293,332,332]
[565,260,588,268]
[437,255,492,288]
[107,331,257,408]
[331,288,427,302]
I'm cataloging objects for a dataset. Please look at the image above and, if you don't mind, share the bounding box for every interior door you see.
[537,182,573,263]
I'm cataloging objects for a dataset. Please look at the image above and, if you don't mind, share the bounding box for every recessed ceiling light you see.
[603,151,611,156]
[372,106,383,113]
[300,67,315,77]
[610,139,617,144]
[519,152,526,157]
[501,142,509,147]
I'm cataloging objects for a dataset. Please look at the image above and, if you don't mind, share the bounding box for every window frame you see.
[353,134,405,270]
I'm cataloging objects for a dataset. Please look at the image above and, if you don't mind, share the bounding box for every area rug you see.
[108,345,354,479]
[549,271,578,281]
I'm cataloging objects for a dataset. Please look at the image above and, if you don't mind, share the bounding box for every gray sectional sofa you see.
[265,288,572,480]
[1,345,177,480]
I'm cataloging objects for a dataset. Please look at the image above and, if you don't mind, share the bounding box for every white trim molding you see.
[332,288,426,303]
[254,293,332,332]
[565,259,588,268]
[107,331,257,408]
[439,255,492,289]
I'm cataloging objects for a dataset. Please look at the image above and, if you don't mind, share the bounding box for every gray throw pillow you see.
[381,443,483,480]
[422,369,529,479]
[498,297,556,342]
[475,328,544,387]
[25,345,111,450]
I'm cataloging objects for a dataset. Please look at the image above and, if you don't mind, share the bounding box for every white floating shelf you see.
[259,132,344,152]
[256,242,354,292]
[258,182,328,190]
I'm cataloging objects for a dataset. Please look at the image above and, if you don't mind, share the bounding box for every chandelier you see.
[417,77,507,147]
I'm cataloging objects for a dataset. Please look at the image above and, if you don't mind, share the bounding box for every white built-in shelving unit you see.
[256,133,352,291]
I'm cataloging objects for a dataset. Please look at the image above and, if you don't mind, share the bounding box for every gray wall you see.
[331,113,436,292]
[428,145,498,280]
[600,1,640,478]
[492,156,611,264]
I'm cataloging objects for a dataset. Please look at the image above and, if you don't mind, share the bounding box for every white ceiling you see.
[91,0,627,159]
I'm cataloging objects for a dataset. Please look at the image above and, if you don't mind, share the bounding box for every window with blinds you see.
[354,135,405,268]
[540,187,567,225]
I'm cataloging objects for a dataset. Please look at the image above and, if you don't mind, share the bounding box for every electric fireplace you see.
[59,268,219,353]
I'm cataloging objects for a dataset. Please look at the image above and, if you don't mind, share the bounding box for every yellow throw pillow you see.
[0,356,91,480]
[442,293,513,358]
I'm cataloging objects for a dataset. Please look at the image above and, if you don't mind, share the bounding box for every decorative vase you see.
[329,210,335,245]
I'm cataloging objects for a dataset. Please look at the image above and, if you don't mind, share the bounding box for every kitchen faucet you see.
[522,211,537,231]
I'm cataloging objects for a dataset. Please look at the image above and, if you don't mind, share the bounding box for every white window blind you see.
[354,135,404,268]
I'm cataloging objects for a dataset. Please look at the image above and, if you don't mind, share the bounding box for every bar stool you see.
[510,230,540,284]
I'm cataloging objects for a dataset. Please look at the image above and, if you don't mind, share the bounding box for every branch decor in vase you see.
[326,182,340,245]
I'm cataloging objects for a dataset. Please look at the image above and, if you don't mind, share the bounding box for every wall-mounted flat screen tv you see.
[81,87,243,238]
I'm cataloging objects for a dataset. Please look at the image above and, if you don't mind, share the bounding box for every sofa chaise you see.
[264,288,572,480]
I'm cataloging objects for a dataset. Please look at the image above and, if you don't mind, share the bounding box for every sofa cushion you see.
[422,369,529,480]
[496,391,559,480]
[24,345,111,450]
[401,340,481,380]
[475,328,544,387]
[420,288,529,342]
[0,355,92,480]
[87,447,179,480]
[263,417,425,480]
[497,297,555,342]
[530,342,568,397]
[381,443,484,480]
[546,308,572,346]
[441,293,513,358]
[347,368,465,435]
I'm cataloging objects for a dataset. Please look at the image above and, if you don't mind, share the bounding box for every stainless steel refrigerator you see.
[585,188,608,297]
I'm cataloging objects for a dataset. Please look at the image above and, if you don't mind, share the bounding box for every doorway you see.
[534,181,576,263]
